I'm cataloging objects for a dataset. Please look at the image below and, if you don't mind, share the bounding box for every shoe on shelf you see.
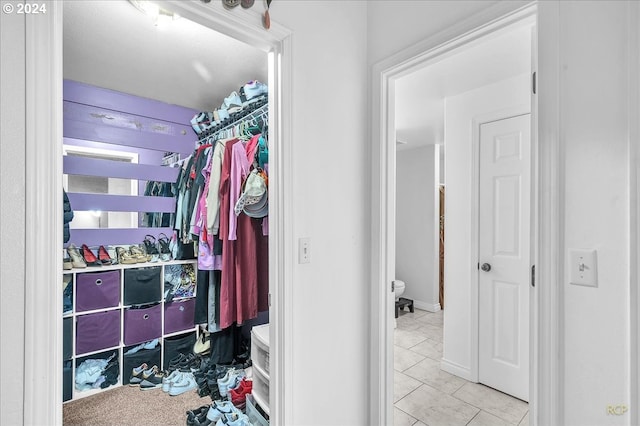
[128,363,148,386]
[140,371,165,390]
[143,235,160,262]
[221,91,244,114]
[168,373,197,396]
[66,244,87,268]
[80,244,102,267]
[63,256,73,270]
[116,246,138,264]
[129,245,150,263]
[97,245,113,265]
[217,106,230,122]
[242,80,268,103]
[157,233,172,262]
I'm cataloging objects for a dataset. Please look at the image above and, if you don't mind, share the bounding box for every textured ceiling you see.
[63,0,268,113]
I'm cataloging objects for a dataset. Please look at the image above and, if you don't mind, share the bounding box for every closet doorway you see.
[24,1,292,424]
[374,5,538,425]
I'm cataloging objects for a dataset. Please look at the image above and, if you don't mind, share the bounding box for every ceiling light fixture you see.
[128,0,180,27]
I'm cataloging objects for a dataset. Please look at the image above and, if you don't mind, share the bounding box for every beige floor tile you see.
[396,314,423,331]
[468,410,517,426]
[416,324,444,342]
[395,346,426,372]
[394,371,423,403]
[394,407,418,426]
[403,357,467,394]
[518,411,529,426]
[409,338,443,360]
[413,422,427,426]
[394,328,429,349]
[416,311,444,326]
[453,382,529,425]
[395,384,480,426]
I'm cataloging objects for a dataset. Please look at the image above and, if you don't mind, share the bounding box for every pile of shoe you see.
[186,400,252,426]
[190,80,268,136]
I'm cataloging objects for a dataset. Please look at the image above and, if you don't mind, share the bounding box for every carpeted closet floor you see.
[63,384,208,425]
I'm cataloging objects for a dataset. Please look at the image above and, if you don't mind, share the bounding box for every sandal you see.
[116,246,138,265]
[157,233,172,262]
[129,245,150,263]
[143,235,160,263]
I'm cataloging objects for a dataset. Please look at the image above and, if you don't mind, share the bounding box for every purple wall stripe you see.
[67,193,176,213]
[63,155,180,183]
[64,79,198,125]
[64,118,195,155]
[67,227,175,247]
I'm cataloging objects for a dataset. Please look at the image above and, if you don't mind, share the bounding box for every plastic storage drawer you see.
[252,366,270,414]
[75,270,120,312]
[76,310,120,355]
[164,298,196,334]
[246,394,269,426]
[251,323,270,377]
[123,304,162,346]
[124,267,161,305]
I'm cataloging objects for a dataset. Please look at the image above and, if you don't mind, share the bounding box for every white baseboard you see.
[441,358,474,382]
[413,299,441,313]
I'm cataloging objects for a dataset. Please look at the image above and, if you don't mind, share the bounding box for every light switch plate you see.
[298,237,310,264]
[569,249,598,287]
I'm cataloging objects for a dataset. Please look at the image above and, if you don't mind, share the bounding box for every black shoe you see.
[140,372,164,390]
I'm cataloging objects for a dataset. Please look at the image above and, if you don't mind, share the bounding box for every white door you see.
[478,114,531,402]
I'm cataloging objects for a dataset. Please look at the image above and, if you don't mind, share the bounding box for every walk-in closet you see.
[62,2,272,425]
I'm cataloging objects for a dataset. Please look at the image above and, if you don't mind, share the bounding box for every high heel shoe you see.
[97,245,113,265]
[116,246,138,265]
[66,244,87,268]
[143,235,160,263]
[157,233,172,262]
[81,244,101,267]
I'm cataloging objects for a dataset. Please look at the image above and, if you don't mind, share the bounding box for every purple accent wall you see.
[67,227,174,247]
[64,155,180,183]
[64,80,197,125]
[67,193,175,213]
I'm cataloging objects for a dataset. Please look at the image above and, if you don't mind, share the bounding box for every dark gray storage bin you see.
[162,331,196,370]
[63,317,73,360]
[122,344,161,385]
[124,267,161,305]
[63,361,72,402]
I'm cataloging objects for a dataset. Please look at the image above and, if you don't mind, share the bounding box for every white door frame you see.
[23,1,293,424]
[369,2,562,425]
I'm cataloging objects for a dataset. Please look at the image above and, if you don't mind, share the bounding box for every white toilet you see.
[393,279,406,300]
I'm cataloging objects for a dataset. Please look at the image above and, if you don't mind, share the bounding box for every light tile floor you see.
[394,308,529,426]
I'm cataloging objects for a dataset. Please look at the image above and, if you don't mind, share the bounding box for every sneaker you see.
[139,371,164,390]
[162,369,184,392]
[128,363,148,386]
[217,368,245,398]
[206,401,241,423]
[142,365,160,380]
[215,412,251,426]
[218,106,230,122]
[242,80,268,102]
[221,91,243,114]
[169,373,197,396]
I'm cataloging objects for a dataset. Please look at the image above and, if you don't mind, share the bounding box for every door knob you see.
[481,263,492,272]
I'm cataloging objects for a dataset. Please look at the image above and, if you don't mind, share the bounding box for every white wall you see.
[396,145,440,311]
[0,9,26,426]
[548,2,633,424]
[442,73,530,378]
[263,2,370,424]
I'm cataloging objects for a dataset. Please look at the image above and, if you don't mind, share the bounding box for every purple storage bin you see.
[76,270,120,312]
[76,310,121,355]
[164,298,196,334]
[123,304,162,346]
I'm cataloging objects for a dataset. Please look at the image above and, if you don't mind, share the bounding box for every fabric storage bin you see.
[123,304,162,346]
[164,298,196,334]
[76,310,120,355]
[124,267,161,305]
[246,394,269,426]
[63,317,73,360]
[63,361,72,402]
[75,270,120,312]
[162,331,196,370]
[122,343,161,385]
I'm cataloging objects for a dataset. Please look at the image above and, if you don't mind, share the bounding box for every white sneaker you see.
[221,91,243,114]
[162,370,183,392]
[242,80,268,102]
[169,373,197,396]
[206,400,241,423]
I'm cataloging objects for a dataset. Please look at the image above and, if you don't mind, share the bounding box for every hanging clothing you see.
[63,189,74,243]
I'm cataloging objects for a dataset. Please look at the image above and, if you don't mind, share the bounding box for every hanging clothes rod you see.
[196,99,268,144]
